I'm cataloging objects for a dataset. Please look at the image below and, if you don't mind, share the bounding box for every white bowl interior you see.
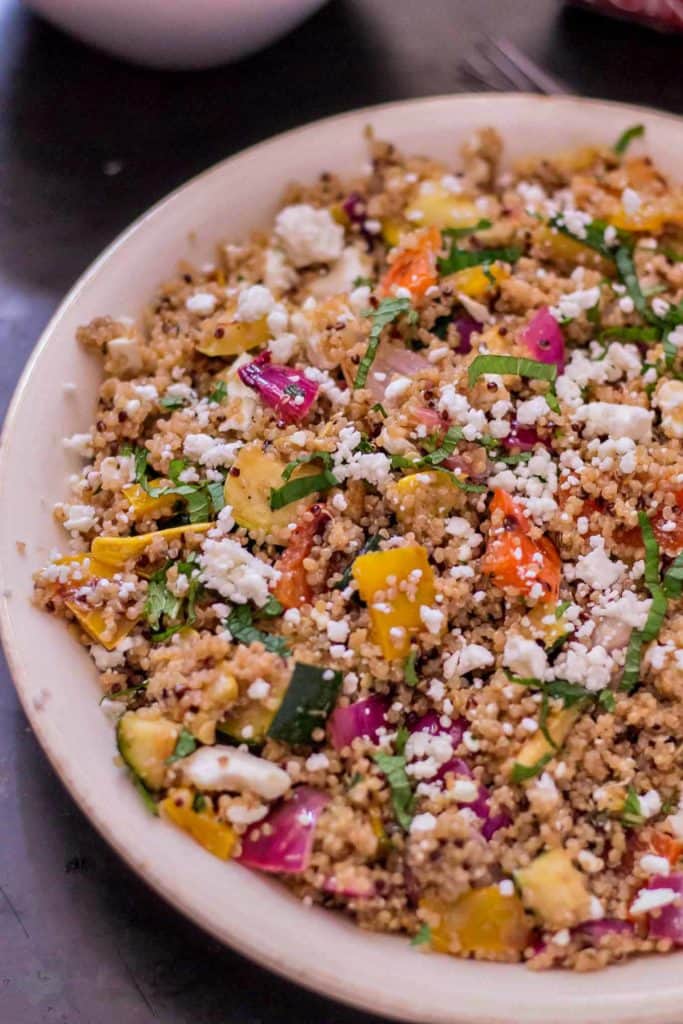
[1,94,682,1024]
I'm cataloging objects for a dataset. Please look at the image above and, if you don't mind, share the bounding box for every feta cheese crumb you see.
[186,292,217,316]
[630,887,680,916]
[503,635,548,680]
[274,204,344,268]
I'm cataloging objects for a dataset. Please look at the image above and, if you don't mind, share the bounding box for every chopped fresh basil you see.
[134,446,149,486]
[621,785,644,829]
[100,682,147,703]
[497,451,532,466]
[641,510,661,590]
[347,771,363,790]
[261,595,284,618]
[373,750,414,830]
[599,325,660,343]
[267,662,342,745]
[159,394,187,411]
[144,558,202,642]
[598,690,616,713]
[442,219,492,240]
[281,450,334,483]
[208,380,228,404]
[411,923,432,947]
[511,754,552,784]
[615,247,657,323]
[549,215,623,258]
[404,649,418,687]
[354,297,417,390]
[555,600,571,619]
[468,354,558,388]
[226,604,290,657]
[270,468,338,510]
[614,123,644,156]
[621,512,668,692]
[352,275,374,288]
[394,725,409,756]
[166,726,197,764]
[335,533,382,590]
[192,793,207,813]
[663,553,683,601]
[438,244,521,277]
[372,402,388,418]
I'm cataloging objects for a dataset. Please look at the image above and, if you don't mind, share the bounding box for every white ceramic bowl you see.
[23,0,327,69]
[2,94,682,1024]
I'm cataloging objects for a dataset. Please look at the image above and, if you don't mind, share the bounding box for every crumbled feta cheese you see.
[305,752,330,772]
[444,644,494,678]
[63,432,93,458]
[419,605,444,635]
[621,187,641,215]
[639,790,662,819]
[551,285,600,322]
[516,395,550,426]
[309,245,370,300]
[235,284,275,323]
[452,779,479,803]
[553,641,613,693]
[503,635,548,680]
[630,887,680,916]
[200,537,279,607]
[264,247,299,293]
[574,402,653,443]
[247,679,270,700]
[655,379,683,439]
[100,455,135,490]
[63,504,97,533]
[640,854,670,877]
[181,746,291,800]
[327,619,350,644]
[183,433,241,468]
[274,204,344,267]
[384,376,412,402]
[186,292,217,316]
[575,537,625,591]
[410,812,437,834]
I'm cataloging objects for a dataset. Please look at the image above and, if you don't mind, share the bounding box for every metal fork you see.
[461,37,571,95]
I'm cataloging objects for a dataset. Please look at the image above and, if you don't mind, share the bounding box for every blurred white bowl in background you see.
[23,0,328,68]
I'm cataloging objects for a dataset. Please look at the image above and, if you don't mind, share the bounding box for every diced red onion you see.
[502,421,542,452]
[452,313,480,355]
[407,710,467,746]
[238,352,318,424]
[519,306,566,371]
[366,340,430,401]
[236,787,329,874]
[412,405,448,430]
[645,873,683,945]
[481,811,511,840]
[342,192,368,225]
[328,695,389,752]
[574,918,635,942]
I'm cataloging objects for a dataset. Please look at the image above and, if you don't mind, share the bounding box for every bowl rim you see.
[3,92,683,1024]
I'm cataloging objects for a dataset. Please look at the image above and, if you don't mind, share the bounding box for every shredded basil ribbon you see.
[270,452,339,510]
[354,297,417,390]
[438,244,521,277]
[621,512,668,692]
[373,750,414,830]
[614,124,644,156]
[467,354,557,388]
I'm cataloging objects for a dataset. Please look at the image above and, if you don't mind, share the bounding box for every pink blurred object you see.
[366,341,430,402]
[571,0,683,33]
[328,695,389,752]
[238,352,318,424]
[237,787,330,874]
[644,873,683,944]
[519,306,566,371]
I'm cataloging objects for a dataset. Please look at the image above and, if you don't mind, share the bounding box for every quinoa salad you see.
[34,123,683,971]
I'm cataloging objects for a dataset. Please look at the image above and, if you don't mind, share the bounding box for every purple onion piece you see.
[519,306,566,371]
[645,873,683,945]
[574,918,635,942]
[502,421,542,452]
[238,352,318,424]
[328,695,389,752]
[452,313,480,355]
[236,787,330,875]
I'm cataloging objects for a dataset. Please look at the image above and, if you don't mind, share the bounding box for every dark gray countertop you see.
[1,1,681,1020]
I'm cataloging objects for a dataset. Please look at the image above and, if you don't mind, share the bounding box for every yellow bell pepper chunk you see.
[609,201,683,233]
[123,483,179,519]
[381,219,404,248]
[196,316,270,358]
[91,523,212,570]
[55,554,139,650]
[390,470,463,523]
[160,788,236,860]
[513,705,581,777]
[442,263,509,299]
[514,849,590,929]
[352,545,436,659]
[422,887,532,958]
[405,185,481,231]
[524,603,570,649]
[533,225,614,276]
[224,443,318,536]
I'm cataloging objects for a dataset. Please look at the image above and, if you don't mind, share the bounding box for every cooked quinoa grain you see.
[36,126,683,969]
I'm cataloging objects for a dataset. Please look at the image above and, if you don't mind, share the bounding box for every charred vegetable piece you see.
[117,710,180,790]
[422,887,532,958]
[267,662,342,746]
[512,705,581,782]
[272,505,332,609]
[196,314,270,357]
[514,849,590,929]
[482,490,560,603]
[224,444,318,535]
[379,226,441,298]
[53,554,139,650]
[91,524,212,570]
[160,788,236,859]
[352,544,436,659]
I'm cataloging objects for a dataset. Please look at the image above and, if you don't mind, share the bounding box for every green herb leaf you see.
[270,469,338,510]
[615,247,658,324]
[511,754,552,783]
[663,553,683,600]
[335,533,381,590]
[549,215,626,257]
[267,662,342,745]
[468,354,558,388]
[134,446,149,486]
[209,380,228,404]
[621,512,668,692]
[372,402,388,418]
[411,923,432,947]
[373,751,414,830]
[555,600,571,619]
[226,604,290,657]
[614,123,645,156]
[281,451,334,483]
[261,595,284,618]
[442,219,492,240]
[192,793,207,812]
[394,725,409,756]
[166,726,197,764]
[438,244,521,277]
[641,511,661,591]
[599,325,660,343]
[354,297,416,390]
[352,275,374,288]
[404,649,419,686]
[598,690,616,713]
[159,394,187,411]
[621,785,644,829]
